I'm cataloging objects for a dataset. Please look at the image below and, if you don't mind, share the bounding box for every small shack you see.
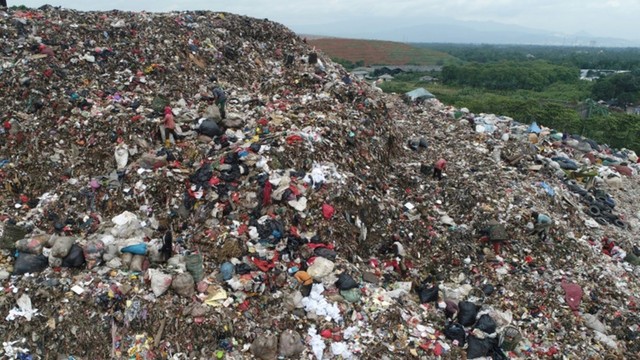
[404,87,436,103]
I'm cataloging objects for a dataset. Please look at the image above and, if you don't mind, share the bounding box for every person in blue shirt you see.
[531,211,553,241]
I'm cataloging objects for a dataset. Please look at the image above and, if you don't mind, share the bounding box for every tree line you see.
[440,60,578,91]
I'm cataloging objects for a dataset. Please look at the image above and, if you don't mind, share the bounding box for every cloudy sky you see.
[13,0,639,40]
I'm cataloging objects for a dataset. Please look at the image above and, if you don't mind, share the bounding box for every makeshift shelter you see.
[405,87,436,103]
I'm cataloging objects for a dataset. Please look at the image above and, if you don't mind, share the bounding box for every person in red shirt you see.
[433,158,446,180]
[163,106,176,145]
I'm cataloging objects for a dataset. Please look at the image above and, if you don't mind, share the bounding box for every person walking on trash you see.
[530,211,553,241]
[433,158,447,180]
[211,84,227,119]
[161,106,177,146]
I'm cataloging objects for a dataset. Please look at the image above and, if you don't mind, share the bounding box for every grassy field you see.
[308,38,458,66]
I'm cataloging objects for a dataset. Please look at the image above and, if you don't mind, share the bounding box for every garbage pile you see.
[1,6,640,360]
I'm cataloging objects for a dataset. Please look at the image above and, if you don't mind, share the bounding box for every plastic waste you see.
[61,244,86,268]
[114,143,129,170]
[340,288,361,303]
[582,313,606,333]
[129,254,145,272]
[199,119,223,137]
[185,253,204,282]
[458,301,479,327]
[307,257,334,280]
[111,211,142,238]
[220,261,235,281]
[121,243,147,255]
[6,294,37,321]
[301,284,342,322]
[314,247,337,261]
[417,285,439,304]
[335,272,358,291]
[50,236,75,258]
[561,281,583,312]
[172,273,195,297]
[279,330,305,358]
[308,327,326,360]
[443,322,466,346]
[82,239,105,269]
[149,269,173,297]
[467,335,498,359]
[15,235,48,255]
[475,313,497,334]
[250,333,278,360]
[283,291,304,311]
[331,342,354,359]
[322,203,335,219]
[13,253,48,275]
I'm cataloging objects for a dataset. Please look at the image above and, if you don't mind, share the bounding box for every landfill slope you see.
[1,6,640,360]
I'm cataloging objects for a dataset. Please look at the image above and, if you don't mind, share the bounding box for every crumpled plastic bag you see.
[129,254,145,272]
[148,269,173,297]
[251,333,278,360]
[13,253,48,275]
[417,285,439,304]
[61,244,86,268]
[279,330,305,357]
[283,291,304,310]
[475,314,497,334]
[111,211,143,238]
[220,261,235,280]
[307,257,334,280]
[443,322,466,346]
[82,239,105,269]
[50,236,75,258]
[561,280,583,313]
[467,334,499,359]
[15,235,49,255]
[120,243,147,255]
[458,301,479,327]
[114,143,129,170]
[340,288,361,303]
[335,272,358,291]
[322,203,335,219]
[6,294,38,321]
[583,313,606,333]
[172,273,195,297]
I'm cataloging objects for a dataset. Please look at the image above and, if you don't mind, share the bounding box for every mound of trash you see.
[1,6,639,360]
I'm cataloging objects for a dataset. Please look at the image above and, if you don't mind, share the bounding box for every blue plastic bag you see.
[120,243,147,255]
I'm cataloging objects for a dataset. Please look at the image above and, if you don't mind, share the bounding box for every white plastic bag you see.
[114,143,129,170]
[307,257,334,280]
[148,269,172,297]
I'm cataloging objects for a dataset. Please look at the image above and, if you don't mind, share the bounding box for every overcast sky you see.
[13,0,638,40]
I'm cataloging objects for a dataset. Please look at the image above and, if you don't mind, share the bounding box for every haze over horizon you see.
[12,0,640,46]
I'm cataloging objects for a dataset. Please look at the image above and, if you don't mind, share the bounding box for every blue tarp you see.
[528,121,541,134]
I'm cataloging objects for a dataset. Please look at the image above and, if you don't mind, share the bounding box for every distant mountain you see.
[291,17,640,47]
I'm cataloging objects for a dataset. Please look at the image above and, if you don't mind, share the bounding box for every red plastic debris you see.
[322,203,335,220]
[262,181,272,206]
[285,134,303,145]
[561,280,583,314]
